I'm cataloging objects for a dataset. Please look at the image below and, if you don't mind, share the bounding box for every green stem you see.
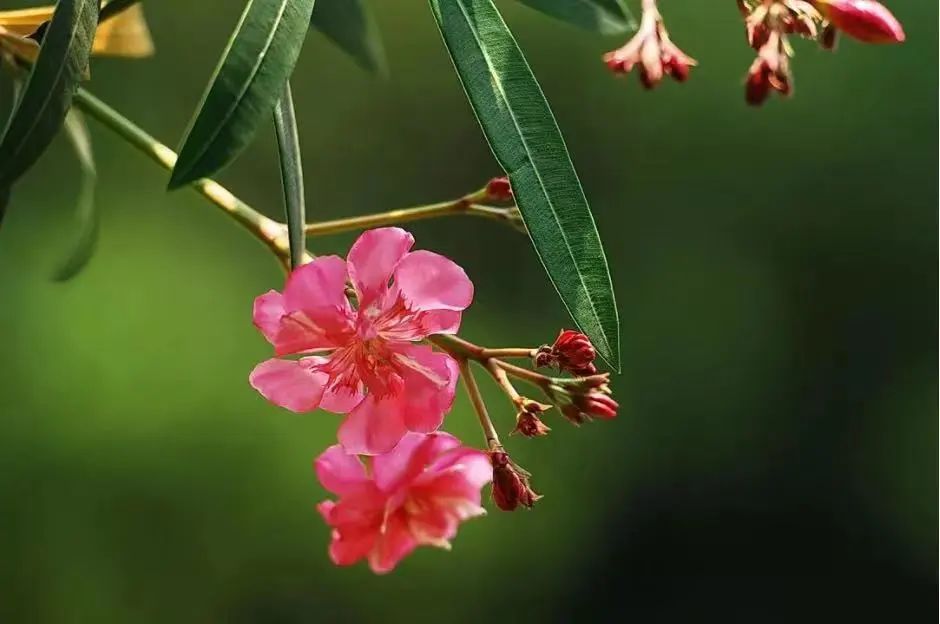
[458,358,501,450]
[304,200,514,236]
[72,87,292,263]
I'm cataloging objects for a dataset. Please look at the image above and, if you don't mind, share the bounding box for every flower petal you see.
[368,513,418,574]
[393,250,473,312]
[283,255,350,312]
[319,384,365,414]
[337,394,409,455]
[249,358,326,412]
[373,431,461,493]
[390,345,459,433]
[425,448,493,491]
[329,528,377,567]
[253,291,341,356]
[315,445,369,496]
[347,228,414,304]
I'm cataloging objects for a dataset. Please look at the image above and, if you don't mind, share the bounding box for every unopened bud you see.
[534,329,598,376]
[815,0,905,44]
[511,399,552,438]
[546,374,619,425]
[485,176,513,202]
[820,23,839,50]
[490,451,541,511]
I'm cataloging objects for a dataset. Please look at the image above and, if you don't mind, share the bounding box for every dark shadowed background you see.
[0,1,936,622]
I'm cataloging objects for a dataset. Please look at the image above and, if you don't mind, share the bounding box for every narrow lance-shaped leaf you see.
[273,81,306,269]
[169,0,317,189]
[52,109,98,281]
[429,0,621,370]
[310,0,387,75]
[0,0,98,188]
[515,0,636,34]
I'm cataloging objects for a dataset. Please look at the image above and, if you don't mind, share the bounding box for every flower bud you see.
[490,451,541,511]
[745,34,793,106]
[534,329,598,376]
[511,398,552,438]
[546,374,619,425]
[485,176,513,202]
[815,0,905,44]
[820,23,839,49]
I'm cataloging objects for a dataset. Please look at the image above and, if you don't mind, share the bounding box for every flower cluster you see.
[603,0,696,89]
[250,227,618,573]
[603,0,905,105]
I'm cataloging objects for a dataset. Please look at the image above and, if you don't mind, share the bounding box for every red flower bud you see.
[485,176,513,202]
[490,451,541,511]
[745,34,793,106]
[534,329,598,376]
[511,399,552,438]
[815,0,905,44]
[547,373,619,426]
[820,23,839,49]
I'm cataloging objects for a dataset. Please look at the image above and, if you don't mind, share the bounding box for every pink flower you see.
[315,432,493,574]
[814,0,905,44]
[250,227,473,455]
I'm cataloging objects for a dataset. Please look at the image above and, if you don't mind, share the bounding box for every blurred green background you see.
[1,1,936,622]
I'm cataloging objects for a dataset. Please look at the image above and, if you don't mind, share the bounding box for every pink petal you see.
[323,490,386,526]
[319,384,365,414]
[425,448,493,490]
[253,290,287,345]
[283,255,350,312]
[329,528,377,567]
[249,358,327,412]
[314,445,369,495]
[407,504,459,546]
[390,344,459,432]
[256,257,355,356]
[337,394,409,456]
[373,432,461,493]
[368,513,418,574]
[295,356,363,414]
[347,228,414,305]
[413,471,489,511]
[254,291,338,355]
[416,309,463,336]
[393,250,473,312]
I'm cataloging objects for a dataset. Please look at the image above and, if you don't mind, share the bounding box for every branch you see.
[72,87,300,266]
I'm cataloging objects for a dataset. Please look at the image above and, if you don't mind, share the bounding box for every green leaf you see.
[273,82,306,269]
[310,0,387,75]
[0,0,98,188]
[515,0,636,34]
[52,109,98,282]
[429,0,621,370]
[169,0,317,189]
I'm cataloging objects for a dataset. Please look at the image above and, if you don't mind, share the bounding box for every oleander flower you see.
[315,432,492,574]
[250,227,473,455]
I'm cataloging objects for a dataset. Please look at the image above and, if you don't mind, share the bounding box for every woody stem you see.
[458,359,501,450]
[72,87,296,266]
[304,199,518,236]
[485,359,522,403]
